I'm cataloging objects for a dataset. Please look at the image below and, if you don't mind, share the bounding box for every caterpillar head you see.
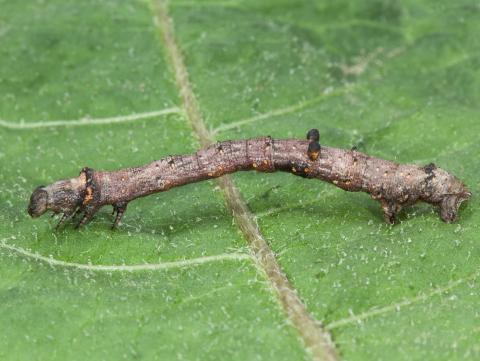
[27,177,84,218]
[27,185,49,217]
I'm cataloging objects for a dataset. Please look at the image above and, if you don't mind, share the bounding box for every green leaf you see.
[1,0,479,360]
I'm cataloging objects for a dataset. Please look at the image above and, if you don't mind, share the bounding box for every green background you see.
[0,0,478,360]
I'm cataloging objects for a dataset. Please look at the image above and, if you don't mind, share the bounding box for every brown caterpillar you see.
[27,129,471,229]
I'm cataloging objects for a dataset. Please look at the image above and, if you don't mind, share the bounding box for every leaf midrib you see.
[149,1,340,361]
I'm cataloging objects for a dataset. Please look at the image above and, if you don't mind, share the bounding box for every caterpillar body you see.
[28,129,471,229]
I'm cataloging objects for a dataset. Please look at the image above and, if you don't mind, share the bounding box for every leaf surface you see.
[1,0,479,360]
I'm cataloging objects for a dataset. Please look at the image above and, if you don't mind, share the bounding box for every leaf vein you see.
[326,270,480,330]
[150,1,340,360]
[0,107,181,130]
[0,238,250,272]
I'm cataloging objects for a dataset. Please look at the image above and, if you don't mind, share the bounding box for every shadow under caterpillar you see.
[28,129,471,229]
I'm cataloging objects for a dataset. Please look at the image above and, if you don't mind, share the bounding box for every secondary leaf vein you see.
[0,107,181,129]
[326,270,480,330]
[0,238,250,272]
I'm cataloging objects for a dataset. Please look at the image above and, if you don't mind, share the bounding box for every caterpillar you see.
[28,129,471,229]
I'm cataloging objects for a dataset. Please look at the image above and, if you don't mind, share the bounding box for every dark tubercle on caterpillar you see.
[27,129,472,229]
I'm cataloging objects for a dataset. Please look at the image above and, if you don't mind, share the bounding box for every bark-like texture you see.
[28,130,471,228]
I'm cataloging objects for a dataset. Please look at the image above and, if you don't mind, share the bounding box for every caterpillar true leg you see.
[112,202,128,229]
[75,206,99,229]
